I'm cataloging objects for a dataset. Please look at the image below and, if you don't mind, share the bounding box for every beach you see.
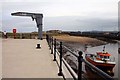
[53,35,106,47]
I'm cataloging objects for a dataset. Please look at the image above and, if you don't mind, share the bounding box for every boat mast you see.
[103,45,105,53]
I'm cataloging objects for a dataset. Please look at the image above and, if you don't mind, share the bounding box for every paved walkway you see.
[2,39,71,78]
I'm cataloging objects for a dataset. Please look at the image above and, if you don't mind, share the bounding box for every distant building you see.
[46,30,62,34]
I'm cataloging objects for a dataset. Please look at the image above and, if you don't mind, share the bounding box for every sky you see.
[0,0,119,32]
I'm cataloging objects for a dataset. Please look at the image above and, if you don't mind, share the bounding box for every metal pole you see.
[78,51,83,80]
[46,34,48,43]
[14,33,15,39]
[49,36,51,49]
[48,35,50,46]
[35,15,43,40]
[51,37,53,54]
[53,39,56,61]
[58,42,63,76]
[48,36,51,49]
[38,25,42,40]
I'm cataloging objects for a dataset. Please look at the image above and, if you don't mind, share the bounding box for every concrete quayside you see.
[2,39,72,79]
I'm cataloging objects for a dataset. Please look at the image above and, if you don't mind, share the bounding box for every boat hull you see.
[85,55,115,75]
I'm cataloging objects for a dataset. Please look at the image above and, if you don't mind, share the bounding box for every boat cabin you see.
[96,52,110,61]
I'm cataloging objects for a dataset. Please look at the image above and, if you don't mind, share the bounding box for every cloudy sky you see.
[0,0,119,32]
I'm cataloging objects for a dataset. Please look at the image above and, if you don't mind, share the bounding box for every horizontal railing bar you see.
[56,40,60,44]
[56,49,78,80]
[62,45,78,57]
[56,58,60,68]
[62,58,78,80]
[56,49,60,56]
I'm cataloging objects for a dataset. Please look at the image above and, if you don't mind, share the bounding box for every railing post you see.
[50,37,52,49]
[46,34,48,43]
[58,42,63,76]
[48,36,50,47]
[53,39,56,61]
[49,36,51,50]
[51,37,53,54]
[78,51,83,80]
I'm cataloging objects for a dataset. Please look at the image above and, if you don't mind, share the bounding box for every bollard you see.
[36,44,41,49]
[58,42,63,76]
[78,51,83,80]
[53,39,56,61]
[51,37,53,54]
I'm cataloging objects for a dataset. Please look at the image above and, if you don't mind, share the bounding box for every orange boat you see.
[85,46,116,75]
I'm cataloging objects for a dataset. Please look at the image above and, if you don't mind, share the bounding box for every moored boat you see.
[85,46,116,76]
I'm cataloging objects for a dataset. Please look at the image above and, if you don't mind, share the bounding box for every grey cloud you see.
[2,15,118,32]
[1,1,118,32]
[44,16,117,31]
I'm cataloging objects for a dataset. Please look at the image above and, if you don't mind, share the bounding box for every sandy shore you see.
[53,35,106,46]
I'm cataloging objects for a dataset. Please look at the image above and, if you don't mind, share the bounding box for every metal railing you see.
[46,34,113,80]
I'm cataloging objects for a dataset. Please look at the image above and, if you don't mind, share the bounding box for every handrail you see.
[62,45,78,57]
[56,49,77,80]
[46,35,114,80]
[62,56,78,80]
